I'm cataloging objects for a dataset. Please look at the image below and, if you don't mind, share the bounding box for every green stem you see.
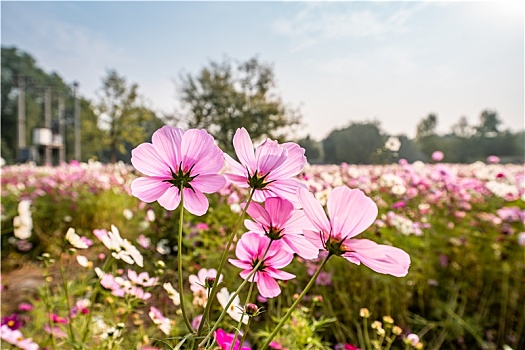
[198,258,265,348]
[238,317,252,350]
[81,256,112,343]
[44,273,57,350]
[59,255,75,343]
[259,254,331,350]
[195,189,255,340]
[230,240,273,350]
[229,281,255,350]
[178,189,195,333]
[363,318,372,350]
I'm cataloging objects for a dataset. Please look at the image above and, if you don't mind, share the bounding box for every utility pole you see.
[73,81,81,161]
[44,86,52,165]
[17,76,26,162]
[58,93,66,163]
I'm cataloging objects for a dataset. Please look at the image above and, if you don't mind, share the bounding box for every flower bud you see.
[205,276,216,288]
[383,315,394,325]
[359,308,370,318]
[392,326,403,335]
[244,303,259,316]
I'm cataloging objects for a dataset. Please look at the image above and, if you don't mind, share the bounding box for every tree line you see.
[1,46,523,165]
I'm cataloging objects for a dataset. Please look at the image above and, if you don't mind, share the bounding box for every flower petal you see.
[233,128,257,172]
[152,126,183,168]
[192,174,226,193]
[343,239,411,277]
[268,142,306,179]
[157,186,182,211]
[131,143,171,177]
[264,197,294,229]
[255,139,288,176]
[183,188,209,216]
[328,187,378,239]
[257,273,281,298]
[131,177,171,203]
[282,234,319,260]
[297,188,331,233]
[246,202,272,227]
[265,267,296,280]
[303,230,324,250]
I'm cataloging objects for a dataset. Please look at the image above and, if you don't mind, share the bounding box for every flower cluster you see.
[126,126,411,348]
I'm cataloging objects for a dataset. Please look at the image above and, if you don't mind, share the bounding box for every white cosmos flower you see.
[216,287,248,325]
[66,228,88,249]
[162,282,181,306]
[76,255,91,267]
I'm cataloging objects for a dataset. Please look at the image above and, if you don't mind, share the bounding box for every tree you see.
[297,135,322,163]
[476,110,502,136]
[450,116,473,138]
[96,70,161,163]
[415,113,438,140]
[323,121,385,164]
[178,57,301,154]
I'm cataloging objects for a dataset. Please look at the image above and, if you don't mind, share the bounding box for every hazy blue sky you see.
[2,1,523,140]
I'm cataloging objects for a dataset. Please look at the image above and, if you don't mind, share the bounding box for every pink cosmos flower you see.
[127,270,158,287]
[431,151,444,162]
[224,128,307,206]
[229,233,295,298]
[0,325,39,350]
[244,197,318,259]
[297,186,410,277]
[131,126,226,216]
[215,328,252,350]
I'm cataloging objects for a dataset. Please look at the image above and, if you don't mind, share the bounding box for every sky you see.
[1,1,523,141]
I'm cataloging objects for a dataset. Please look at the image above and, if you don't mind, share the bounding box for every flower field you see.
[1,138,524,349]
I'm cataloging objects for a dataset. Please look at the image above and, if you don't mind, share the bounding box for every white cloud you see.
[273,3,425,51]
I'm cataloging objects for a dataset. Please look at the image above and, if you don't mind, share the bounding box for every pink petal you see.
[297,188,331,233]
[267,142,306,179]
[343,239,411,277]
[255,140,288,176]
[228,259,252,270]
[233,128,257,171]
[265,243,294,268]
[257,273,281,298]
[151,126,183,168]
[131,177,171,202]
[328,187,378,239]
[183,188,209,216]
[224,173,249,188]
[244,219,264,234]
[303,230,325,250]
[157,186,182,211]
[282,234,319,260]
[181,129,223,175]
[265,179,307,207]
[192,174,226,193]
[240,269,259,282]
[236,232,262,260]
[224,153,248,176]
[284,211,315,233]
[131,143,171,177]
[246,202,272,227]
[264,197,294,228]
[265,267,296,280]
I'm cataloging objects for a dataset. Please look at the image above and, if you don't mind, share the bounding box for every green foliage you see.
[298,135,322,163]
[178,56,301,155]
[96,69,164,163]
[256,306,336,350]
[323,122,385,164]
[415,114,438,140]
